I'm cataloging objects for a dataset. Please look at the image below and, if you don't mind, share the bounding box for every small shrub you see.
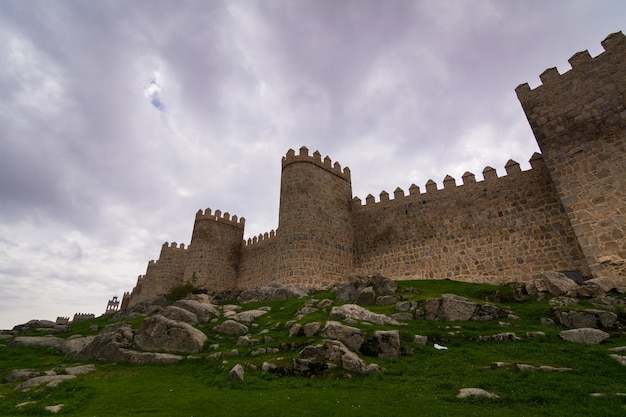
[166,282,198,303]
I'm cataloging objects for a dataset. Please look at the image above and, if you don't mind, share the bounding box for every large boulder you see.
[231,309,268,323]
[319,321,365,352]
[134,315,207,353]
[61,336,96,357]
[296,340,382,375]
[555,309,618,329]
[160,305,199,325]
[237,284,308,303]
[525,272,579,296]
[559,328,610,345]
[213,320,249,335]
[7,336,64,350]
[173,299,220,323]
[355,286,377,306]
[362,330,401,359]
[334,275,397,302]
[425,294,502,322]
[329,304,399,325]
[11,320,69,335]
[76,322,135,361]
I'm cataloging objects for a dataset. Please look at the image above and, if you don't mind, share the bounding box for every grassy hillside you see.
[1,280,625,416]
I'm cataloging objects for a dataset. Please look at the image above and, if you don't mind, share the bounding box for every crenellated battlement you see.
[282,146,351,182]
[125,32,623,307]
[243,229,278,247]
[353,154,544,207]
[516,31,625,98]
[194,208,245,229]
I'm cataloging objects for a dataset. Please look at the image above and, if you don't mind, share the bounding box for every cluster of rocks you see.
[524,271,626,301]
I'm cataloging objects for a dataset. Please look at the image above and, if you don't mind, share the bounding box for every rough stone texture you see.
[329,304,399,325]
[134,315,207,353]
[413,335,428,346]
[525,272,579,296]
[16,375,76,389]
[610,354,626,367]
[173,299,220,323]
[229,364,245,381]
[160,305,199,324]
[297,340,382,375]
[11,320,69,335]
[124,33,624,306]
[7,336,64,350]
[362,330,401,359]
[425,294,501,322]
[230,309,268,323]
[60,336,96,357]
[319,321,365,352]
[355,286,376,306]
[45,404,64,413]
[457,388,500,399]
[559,328,610,345]
[213,320,249,335]
[303,322,322,337]
[555,309,618,329]
[4,369,41,383]
[237,285,309,303]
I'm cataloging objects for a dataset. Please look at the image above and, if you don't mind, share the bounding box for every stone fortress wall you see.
[125,32,625,307]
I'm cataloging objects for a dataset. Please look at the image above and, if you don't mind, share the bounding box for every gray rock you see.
[363,330,401,359]
[237,285,308,303]
[549,296,578,307]
[173,299,220,323]
[297,306,319,318]
[231,309,268,323]
[376,296,399,306]
[135,315,207,353]
[4,369,41,383]
[555,309,618,329]
[230,364,245,381]
[8,336,64,350]
[372,275,398,295]
[160,305,199,324]
[303,322,322,337]
[61,336,96,357]
[356,286,377,306]
[334,278,368,302]
[206,352,222,361]
[289,323,303,337]
[64,364,96,376]
[457,388,499,399]
[425,294,501,322]
[76,322,135,362]
[391,313,414,321]
[525,271,579,296]
[16,375,76,389]
[261,362,277,372]
[329,304,399,325]
[213,320,249,335]
[610,354,626,367]
[320,321,365,352]
[395,301,417,311]
[44,404,64,413]
[317,299,334,308]
[540,317,555,326]
[559,328,610,345]
[296,340,382,375]
[476,332,521,342]
[237,335,261,346]
[413,335,428,346]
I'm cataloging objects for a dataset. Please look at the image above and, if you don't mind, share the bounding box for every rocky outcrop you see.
[334,275,398,303]
[329,304,399,325]
[213,320,249,335]
[559,328,610,345]
[319,321,364,352]
[525,272,579,296]
[229,364,245,381]
[425,294,502,321]
[555,309,618,329]
[295,340,383,375]
[362,330,401,359]
[237,283,308,303]
[134,315,207,353]
[173,299,220,323]
[10,320,69,335]
[8,336,64,349]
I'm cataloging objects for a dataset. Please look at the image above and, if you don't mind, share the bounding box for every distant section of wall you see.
[352,154,589,283]
[516,31,626,280]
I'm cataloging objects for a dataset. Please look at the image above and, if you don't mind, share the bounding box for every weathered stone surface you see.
[391,313,414,321]
[362,330,401,359]
[457,388,500,399]
[237,285,308,303]
[231,309,268,323]
[610,354,626,367]
[135,315,207,353]
[525,272,579,296]
[516,364,572,372]
[213,320,249,335]
[356,286,376,306]
[229,364,245,381]
[549,296,578,307]
[329,304,399,325]
[4,369,41,383]
[413,335,428,346]
[559,328,610,345]
[289,323,303,337]
[476,332,521,342]
[173,299,220,323]
[425,294,501,322]
[237,335,261,346]
[297,340,382,375]
[8,336,64,350]
[317,299,334,308]
[64,364,96,376]
[372,275,398,295]
[395,301,417,311]
[319,321,364,352]
[303,322,322,337]
[16,375,76,389]
[334,278,368,302]
[376,295,399,306]
[160,305,199,324]
[11,320,69,335]
[61,336,96,357]
[76,322,135,362]
[555,309,618,329]
[44,404,64,413]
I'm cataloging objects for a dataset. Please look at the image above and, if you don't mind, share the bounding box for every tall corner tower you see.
[277,146,355,287]
[516,31,626,280]
[183,208,245,290]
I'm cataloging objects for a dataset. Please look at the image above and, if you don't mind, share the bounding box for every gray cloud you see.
[0,0,624,328]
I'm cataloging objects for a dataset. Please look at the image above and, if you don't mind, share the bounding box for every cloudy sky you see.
[0,0,624,329]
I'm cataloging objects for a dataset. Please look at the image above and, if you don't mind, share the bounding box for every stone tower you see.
[277,147,355,287]
[183,209,245,290]
[516,31,626,280]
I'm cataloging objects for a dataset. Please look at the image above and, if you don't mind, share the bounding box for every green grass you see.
[1,280,625,416]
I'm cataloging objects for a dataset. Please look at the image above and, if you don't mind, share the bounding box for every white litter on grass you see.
[434,343,448,350]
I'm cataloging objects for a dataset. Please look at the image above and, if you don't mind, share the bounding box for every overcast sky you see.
[0,1,624,329]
